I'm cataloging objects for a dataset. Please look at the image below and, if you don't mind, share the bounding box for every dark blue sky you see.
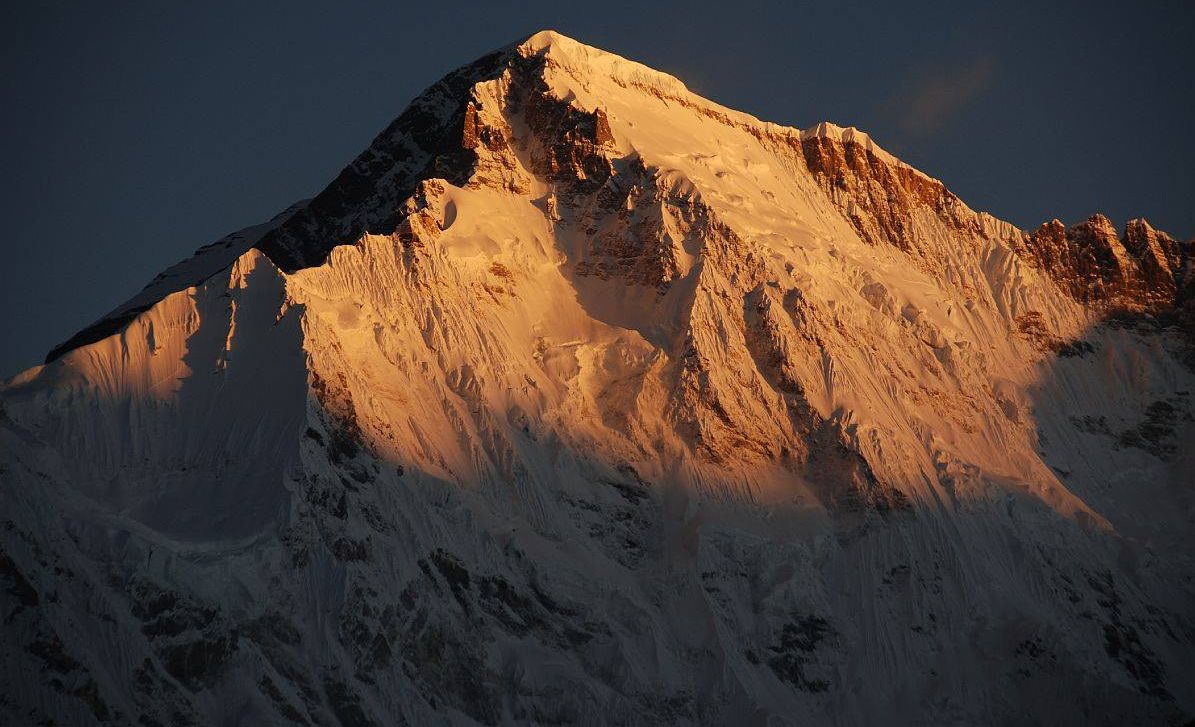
[2,1,1192,376]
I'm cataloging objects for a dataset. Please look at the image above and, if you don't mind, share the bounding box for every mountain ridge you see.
[40,30,1191,368]
[3,29,1193,726]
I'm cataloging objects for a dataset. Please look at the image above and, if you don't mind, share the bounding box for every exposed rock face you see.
[1018,214,1191,315]
[797,134,970,252]
[4,30,1194,727]
[254,50,514,272]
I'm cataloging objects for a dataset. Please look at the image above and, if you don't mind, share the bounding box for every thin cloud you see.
[888,55,997,135]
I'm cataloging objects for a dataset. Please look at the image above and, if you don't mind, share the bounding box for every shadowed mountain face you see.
[3,31,1193,726]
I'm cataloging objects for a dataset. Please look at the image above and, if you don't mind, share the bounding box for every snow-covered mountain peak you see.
[3,32,1194,726]
[518,29,694,99]
[521,34,927,180]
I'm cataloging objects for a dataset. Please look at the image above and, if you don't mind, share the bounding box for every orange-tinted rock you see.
[797,136,974,254]
[1019,214,1189,315]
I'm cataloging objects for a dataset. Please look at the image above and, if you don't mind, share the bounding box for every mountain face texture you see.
[3,31,1195,726]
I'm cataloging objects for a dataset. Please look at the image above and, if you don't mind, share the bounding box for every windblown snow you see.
[2,30,1193,726]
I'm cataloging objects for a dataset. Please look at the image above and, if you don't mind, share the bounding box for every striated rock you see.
[1018,214,1189,316]
[797,132,970,253]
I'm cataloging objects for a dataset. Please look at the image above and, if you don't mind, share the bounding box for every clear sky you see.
[2,1,1192,377]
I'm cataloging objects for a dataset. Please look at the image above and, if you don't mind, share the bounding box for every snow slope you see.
[2,30,1193,726]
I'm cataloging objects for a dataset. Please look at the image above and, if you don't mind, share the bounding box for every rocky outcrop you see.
[797,134,975,252]
[252,49,514,272]
[1016,214,1191,323]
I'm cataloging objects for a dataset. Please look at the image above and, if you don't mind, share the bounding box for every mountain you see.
[2,30,1193,726]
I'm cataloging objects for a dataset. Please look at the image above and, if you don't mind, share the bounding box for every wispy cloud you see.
[886,55,997,135]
